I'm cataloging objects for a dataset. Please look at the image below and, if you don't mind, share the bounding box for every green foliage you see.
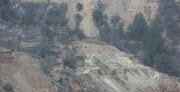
[0,7,8,20]
[92,9,105,27]
[58,15,67,26]
[21,13,35,25]
[76,3,83,11]
[114,23,124,37]
[74,27,86,40]
[0,0,10,6]
[0,0,11,21]
[62,49,76,69]
[58,78,63,85]
[126,12,147,41]
[45,7,67,26]
[3,83,14,92]
[75,14,82,26]
[60,32,69,44]
[111,15,120,27]
[41,25,53,40]
[36,39,53,58]
[143,16,171,73]
[40,55,57,76]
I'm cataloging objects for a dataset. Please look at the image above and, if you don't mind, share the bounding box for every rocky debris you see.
[73,41,180,92]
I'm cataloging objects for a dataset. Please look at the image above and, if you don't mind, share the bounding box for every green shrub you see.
[75,14,82,26]
[62,49,76,69]
[114,23,124,37]
[3,83,14,92]
[45,6,68,26]
[21,13,35,25]
[74,27,86,40]
[36,39,53,58]
[59,15,67,27]
[0,7,8,20]
[40,55,57,76]
[58,78,63,85]
[0,0,10,6]
[76,3,83,11]
[92,9,105,27]
[41,25,53,40]
[60,32,69,44]
[111,15,120,27]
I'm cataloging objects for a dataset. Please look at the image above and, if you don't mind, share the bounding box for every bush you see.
[3,83,14,92]
[58,78,63,85]
[92,9,105,27]
[0,7,8,20]
[111,15,120,27]
[60,32,69,44]
[41,25,53,40]
[40,55,57,76]
[76,3,83,11]
[114,23,124,37]
[74,27,86,40]
[45,5,68,26]
[75,14,82,26]
[59,15,67,27]
[36,39,53,58]
[0,0,10,6]
[21,13,35,25]
[0,0,11,21]
[62,49,76,69]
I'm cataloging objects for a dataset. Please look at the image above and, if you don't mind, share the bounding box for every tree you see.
[114,23,124,37]
[0,0,10,20]
[62,49,76,69]
[0,0,10,6]
[41,25,54,40]
[143,16,171,73]
[40,55,57,76]
[76,3,83,11]
[74,27,85,40]
[92,9,105,27]
[127,12,147,41]
[37,39,53,58]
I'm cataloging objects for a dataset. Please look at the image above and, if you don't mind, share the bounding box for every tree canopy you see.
[127,12,147,41]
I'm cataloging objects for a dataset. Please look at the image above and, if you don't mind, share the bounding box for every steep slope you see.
[22,0,158,37]
[0,0,180,92]
[0,51,56,92]
[73,41,180,92]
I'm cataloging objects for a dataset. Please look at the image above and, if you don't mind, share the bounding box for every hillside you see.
[0,0,180,92]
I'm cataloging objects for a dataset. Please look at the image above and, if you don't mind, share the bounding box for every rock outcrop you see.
[73,41,180,92]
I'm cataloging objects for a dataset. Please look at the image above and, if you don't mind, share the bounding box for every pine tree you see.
[143,16,171,73]
[127,12,147,41]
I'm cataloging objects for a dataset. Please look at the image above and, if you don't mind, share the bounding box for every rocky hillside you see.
[22,0,158,37]
[73,41,180,92]
[0,0,180,92]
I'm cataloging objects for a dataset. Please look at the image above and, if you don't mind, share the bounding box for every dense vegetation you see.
[142,16,171,73]
[126,12,147,42]
[45,5,67,26]
[92,8,176,75]
[0,0,17,21]
[62,48,76,69]
[40,55,57,76]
